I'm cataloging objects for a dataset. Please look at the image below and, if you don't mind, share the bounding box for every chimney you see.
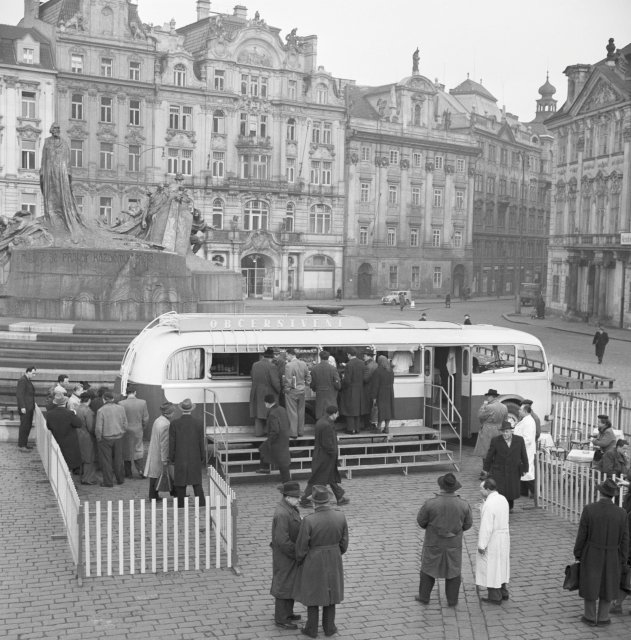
[564,64,591,103]
[22,0,40,25]
[233,5,247,19]
[197,0,211,21]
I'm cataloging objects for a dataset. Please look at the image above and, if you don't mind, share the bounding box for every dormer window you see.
[22,47,34,64]
[174,64,186,87]
[316,83,328,104]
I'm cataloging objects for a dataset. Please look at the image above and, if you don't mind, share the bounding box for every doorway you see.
[357,263,373,298]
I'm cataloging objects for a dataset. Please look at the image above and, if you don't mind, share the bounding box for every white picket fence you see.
[551,396,622,443]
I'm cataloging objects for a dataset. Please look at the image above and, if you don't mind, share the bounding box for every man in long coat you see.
[309,350,341,420]
[574,478,629,627]
[258,394,291,482]
[119,384,149,478]
[361,348,378,430]
[270,481,303,630]
[513,403,537,498]
[416,473,473,607]
[74,392,98,485]
[250,348,281,436]
[169,398,206,508]
[45,393,82,472]
[16,366,37,452]
[299,406,349,507]
[283,348,311,438]
[592,325,609,364]
[144,401,176,501]
[339,347,364,434]
[474,389,508,477]
[476,478,511,604]
[293,485,349,638]
[483,421,529,511]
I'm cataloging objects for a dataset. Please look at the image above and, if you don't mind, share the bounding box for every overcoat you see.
[144,415,171,479]
[417,493,473,578]
[574,498,629,601]
[483,434,529,501]
[250,358,281,419]
[266,405,291,468]
[370,366,395,422]
[270,498,302,599]
[361,357,378,414]
[473,398,508,457]
[46,406,82,470]
[309,361,341,419]
[74,403,96,463]
[475,491,510,588]
[293,505,348,606]
[307,416,341,486]
[169,414,205,486]
[338,357,364,417]
[16,374,36,412]
[593,330,609,359]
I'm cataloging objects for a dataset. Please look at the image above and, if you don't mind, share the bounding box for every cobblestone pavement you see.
[2,441,626,640]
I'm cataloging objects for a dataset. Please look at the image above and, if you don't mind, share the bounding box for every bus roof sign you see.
[174,314,369,333]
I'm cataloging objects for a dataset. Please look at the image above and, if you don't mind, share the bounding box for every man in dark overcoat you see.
[592,324,609,364]
[169,398,206,508]
[361,348,378,430]
[574,478,629,627]
[309,350,341,420]
[339,347,364,434]
[258,394,292,482]
[483,421,529,511]
[16,366,37,452]
[416,473,473,606]
[46,393,82,472]
[299,406,348,508]
[270,481,303,630]
[250,348,281,436]
[293,485,349,638]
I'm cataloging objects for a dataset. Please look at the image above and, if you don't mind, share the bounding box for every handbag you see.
[563,562,580,591]
[621,565,631,593]
[156,464,172,493]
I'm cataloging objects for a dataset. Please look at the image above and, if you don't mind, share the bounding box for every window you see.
[311,122,321,144]
[455,189,465,209]
[474,174,483,192]
[100,57,113,77]
[284,203,295,231]
[21,140,36,169]
[433,188,443,207]
[70,139,83,168]
[410,228,419,247]
[244,199,269,231]
[323,122,332,145]
[20,192,36,215]
[488,145,496,162]
[129,61,140,81]
[432,229,441,247]
[456,158,465,173]
[173,64,186,87]
[389,266,398,289]
[128,145,140,172]
[510,181,518,198]
[287,118,296,141]
[310,161,320,185]
[500,148,508,166]
[359,226,368,245]
[99,197,113,224]
[288,79,297,100]
[316,83,328,104]
[260,77,268,98]
[412,266,420,289]
[212,110,225,134]
[212,152,225,178]
[486,176,495,194]
[309,204,331,234]
[22,47,34,64]
[167,148,178,174]
[388,185,398,205]
[361,146,370,162]
[517,345,545,373]
[240,74,248,95]
[413,103,422,126]
[71,93,83,120]
[321,162,332,186]
[240,153,269,179]
[499,179,507,196]
[169,105,180,130]
[360,182,370,203]
[182,106,193,131]
[181,149,192,175]
[434,155,444,169]
[433,267,442,288]
[259,114,267,137]
[100,96,112,123]
[286,157,295,183]
[413,152,422,168]
[129,99,140,125]
[21,91,35,118]
[214,69,225,91]
[212,199,223,229]
[453,230,463,248]
[99,142,113,169]
[75,196,83,215]
[387,227,397,246]
[250,75,259,97]
[389,150,399,165]
[412,187,421,206]
[71,53,83,73]
[599,122,609,155]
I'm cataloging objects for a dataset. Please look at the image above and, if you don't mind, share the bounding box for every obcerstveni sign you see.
[174,314,369,332]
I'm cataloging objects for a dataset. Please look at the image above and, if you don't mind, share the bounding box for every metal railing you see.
[425,384,462,466]
[203,387,229,473]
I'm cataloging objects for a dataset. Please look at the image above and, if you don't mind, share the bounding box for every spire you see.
[533,71,557,122]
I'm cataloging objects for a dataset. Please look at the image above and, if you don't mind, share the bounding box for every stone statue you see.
[40,122,86,243]
[190,208,210,254]
[412,47,420,73]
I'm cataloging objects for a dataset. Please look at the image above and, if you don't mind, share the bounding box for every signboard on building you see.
[621,233,631,245]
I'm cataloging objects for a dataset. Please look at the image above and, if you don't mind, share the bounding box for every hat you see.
[597,478,620,497]
[499,420,514,431]
[263,347,275,358]
[312,485,332,504]
[363,348,375,357]
[179,398,196,412]
[485,389,499,397]
[437,472,462,492]
[264,393,276,404]
[325,405,339,415]
[520,398,533,406]
[52,393,67,406]
[597,414,609,421]
[277,481,301,498]
[160,401,176,415]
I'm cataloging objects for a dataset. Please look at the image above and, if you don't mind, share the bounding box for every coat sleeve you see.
[477,502,493,550]
[159,424,170,463]
[169,424,176,464]
[198,422,205,463]
[295,519,310,564]
[483,438,497,473]
[272,511,296,559]
[95,410,103,440]
[16,378,26,411]
[417,504,429,529]
[463,504,473,532]
[620,510,629,566]
[340,518,349,555]
[268,411,280,443]
[270,364,281,394]
[520,438,529,475]
[332,368,341,391]
[142,401,149,428]
[573,508,589,560]
[320,425,336,456]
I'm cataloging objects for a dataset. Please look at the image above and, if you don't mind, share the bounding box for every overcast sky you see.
[3,0,630,121]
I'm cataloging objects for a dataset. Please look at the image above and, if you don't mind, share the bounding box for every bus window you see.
[166,348,205,380]
[471,345,515,373]
[517,345,546,372]
[210,352,258,377]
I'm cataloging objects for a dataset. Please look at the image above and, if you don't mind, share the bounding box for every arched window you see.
[305,254,334,267]
[309,203,331,234]
[212,109,225,134]
[316,83,328,104]
[173,64,186,87]
[284,202,295,232]
[287,118,296,141]
[244,199,269,231]
[101,7,113,34]
[212,198,224,229]
[413,103,422,126]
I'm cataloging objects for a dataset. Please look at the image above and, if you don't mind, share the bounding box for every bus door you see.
[459,346,472,437]
[431,346,467,435]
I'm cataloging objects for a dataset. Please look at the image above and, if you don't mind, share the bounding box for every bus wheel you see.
[504,401,521,426]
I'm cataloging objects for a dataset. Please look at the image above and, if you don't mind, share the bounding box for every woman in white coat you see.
[513,403,537,498]
[476,478,511,604]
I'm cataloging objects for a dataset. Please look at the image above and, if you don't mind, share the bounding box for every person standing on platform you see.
[474,389,508,480]
[283,348,311,438]
[270,481,303,630]
[339,347,364,434]
[144,401,176,502]
[257,394,292,482]
[169,398,206,508]
[294,485,349,638]
[513,403,537,499]
[416,473,473,607]
[119,384,149,478]
[370,355,395,434]
[95,391,127,487]
[74,392,98,485]
[309,350,341,420]
[592,325,609,365]
[573,478,628,627]
[361,348,378,430]
[46,393,82,473]
[250,348,281,437]
[16,366,37,452]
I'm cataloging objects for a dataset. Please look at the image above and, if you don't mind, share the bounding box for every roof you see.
[0,25,55,70]
[347,84,381,120]
[450,78,497,102]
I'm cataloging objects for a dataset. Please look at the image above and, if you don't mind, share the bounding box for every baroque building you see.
[545,38,631,325]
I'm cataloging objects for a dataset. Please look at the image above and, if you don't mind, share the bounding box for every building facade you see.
[545,39,631,325]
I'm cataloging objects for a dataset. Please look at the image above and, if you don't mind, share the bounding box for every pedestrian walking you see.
[474,389,508,478]
[95,390,127,487]
[270,481,303,630]
[250,348,281,436]
[476,478,510,604]
[416,473,473,607]
[294,485,349,638]
[16,366,37,452]
[591,414,617,472]
[74,392,98,485]
[573,477,629,627]
[513,403,537,499]
[463,314,472,325]
[283,348,311,438]
[309,350,341,420]
[46,393,82,473]
[119,384,149,478]
[399,291,406,311]
[592,324,609,364]
[257,394,291,482]
[299,406,349,507]
[445,293,451,308]
[144,401,176,502]
[339,347,363,434]
[169,398,206,508]
[370,355,395,434]
[361,348,378,430]
[483,421,529,511]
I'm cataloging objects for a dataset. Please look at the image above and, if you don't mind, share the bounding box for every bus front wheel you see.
[504,401,521,426]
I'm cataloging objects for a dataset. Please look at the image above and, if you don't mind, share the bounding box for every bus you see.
[118,312,552,441]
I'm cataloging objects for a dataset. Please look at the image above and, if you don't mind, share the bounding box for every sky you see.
[2,0,631,121]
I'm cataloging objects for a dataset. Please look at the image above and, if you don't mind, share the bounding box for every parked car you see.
[381,290,412,306]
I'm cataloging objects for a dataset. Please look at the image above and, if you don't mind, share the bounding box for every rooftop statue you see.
[412,47,420,73]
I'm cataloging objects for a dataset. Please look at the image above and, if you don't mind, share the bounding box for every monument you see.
[0,124,243,321]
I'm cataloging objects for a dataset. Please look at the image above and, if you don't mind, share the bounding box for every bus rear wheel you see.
[504,401,521,426]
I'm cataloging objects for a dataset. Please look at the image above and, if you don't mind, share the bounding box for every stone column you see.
[280,251,289,298]
[620,121,631,231]
[295,251,304,298]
